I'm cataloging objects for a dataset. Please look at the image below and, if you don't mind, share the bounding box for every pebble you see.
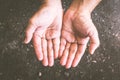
[0,73,3,75]
[0,22,2,25]
[7,40,18,49]
[9,9,13,12]
[64,72,70,77]
[100,69,104,72]
[17,78,21,80]
[102,19,105,23]
[94,13,98,16]
[92,60,97,63]
[38,72,42,77]
[26,48,30,51]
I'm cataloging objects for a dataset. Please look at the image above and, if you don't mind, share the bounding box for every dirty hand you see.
[59,0,100,69]
[24,1,63,67]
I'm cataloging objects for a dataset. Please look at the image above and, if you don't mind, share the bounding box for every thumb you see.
[88,22,100,54]
[24,23,37,44]
[89,30,100,54]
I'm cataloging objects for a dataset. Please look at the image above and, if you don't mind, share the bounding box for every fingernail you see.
[24,38,28,44]
[43,64,48,67]
[66,65,71,69]
[38,57,43,61]
[42,59,48,66]
[72,63,77,68]
[90,50,94,55]
[49,63,54,67]
[60,60,65,66]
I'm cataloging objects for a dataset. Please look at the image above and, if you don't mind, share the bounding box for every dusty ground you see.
[0,0,120,80]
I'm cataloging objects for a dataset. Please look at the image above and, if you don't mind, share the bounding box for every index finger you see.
[33,33,43,61]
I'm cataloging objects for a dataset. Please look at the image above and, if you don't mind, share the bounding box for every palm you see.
[25,5,63,67]
[59,10,100,69]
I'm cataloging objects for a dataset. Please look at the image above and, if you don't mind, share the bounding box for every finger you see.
[47,39,54,67]
[59,38,66,58]
[72,44,87,67]
[60,43,70,66]
[33,34,43,61]
[24,22,37,44]
[41,38,48,66]
[66,43,77,69]
[89,30,100,54]
[53,38,60,59]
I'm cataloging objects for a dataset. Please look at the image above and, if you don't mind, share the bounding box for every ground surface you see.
[0,0,120,80]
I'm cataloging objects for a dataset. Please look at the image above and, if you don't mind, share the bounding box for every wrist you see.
[77,9,91,20]
[78,0,102,13]
[77,7,92,16]
[69,0,80,11]
[44,0,62,7]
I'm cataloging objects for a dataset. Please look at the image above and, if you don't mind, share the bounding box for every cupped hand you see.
[24,4,63,67]
[59,9,100,69]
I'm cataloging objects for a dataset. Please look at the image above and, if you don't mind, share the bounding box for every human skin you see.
[59,0,101,69]
[24,0,63,67]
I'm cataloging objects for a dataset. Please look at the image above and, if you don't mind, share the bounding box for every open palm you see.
[59,9,100,69]
[24,5,63,67]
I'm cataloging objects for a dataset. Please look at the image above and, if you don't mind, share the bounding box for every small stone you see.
[0,73,3,75]
[55,72,61,77]
[102,19,105,22]
[16,22,20,25]
[101,34,104,37]
[0,22,2,25]
[95,13,98,16]
[102,59,106,62]
[23,14,26,17]
[59,70,61,73]
[112,33,115,36]
[26,48,30,51]
[64,72,69,77]
[115,32,119,37]
[100,69,104,72]
[92,60,97,63]
[108,56,111,60]
[27,62,30,65]
[10,9,13,12]
[38,72,42,77]
[111,69,115,72]
[17,78,20,80]
[102,77,105,80]
[30,44,33,47]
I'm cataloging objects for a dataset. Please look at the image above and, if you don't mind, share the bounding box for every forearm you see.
[44,0,62,7]
[79,0,102,13]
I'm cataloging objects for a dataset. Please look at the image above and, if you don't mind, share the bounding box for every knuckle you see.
[60,42,66,46]
[89,30,95,37]
[68,56,73,61]
[29,18,35,24]
[70,48,76,54]
[34,43,40,47]
[88,28,98,37]
[53,41,60,46]
[48,45,53,51]
[49,55,53,59]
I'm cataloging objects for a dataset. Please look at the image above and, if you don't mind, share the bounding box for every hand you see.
[59,7,100,69]
[24,3,63,67]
